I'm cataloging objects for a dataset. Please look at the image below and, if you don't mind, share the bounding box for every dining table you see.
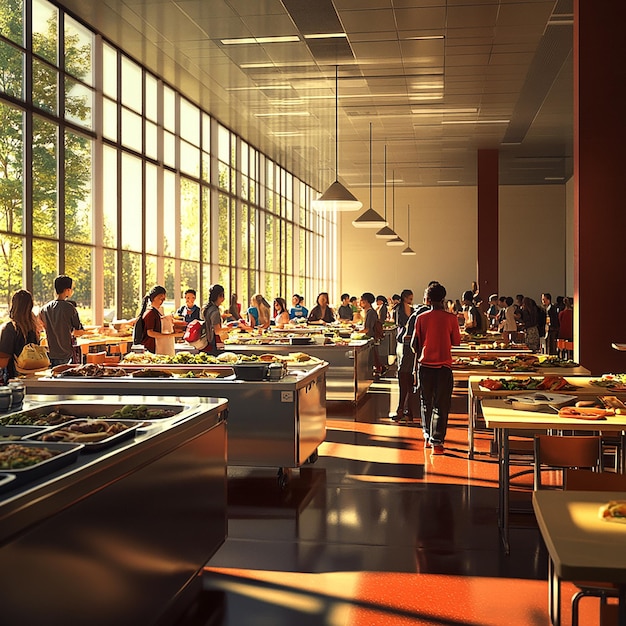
[468,375,626,459]
[533,490,626,626]
[481,399,626,553]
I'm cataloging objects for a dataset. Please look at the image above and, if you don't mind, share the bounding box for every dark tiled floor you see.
[186,376,603,625]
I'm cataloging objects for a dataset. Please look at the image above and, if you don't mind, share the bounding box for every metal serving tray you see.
[0,473,16,492]
[0,441,83,484]
[0,425,52,441]
[25,419,144,453]
[2,402,186,426]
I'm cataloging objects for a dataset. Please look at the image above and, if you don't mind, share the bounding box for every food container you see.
[0,441,83,484]
[290,336,313,346]
[8,381,25,408]
[509,392,577,412]
[0,425,52,441]
[25,418,144,452]
[232,363,271,381]
[0,472,16,492]
[0,387,11,412]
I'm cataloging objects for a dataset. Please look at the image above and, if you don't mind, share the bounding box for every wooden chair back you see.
[565,468,626,491]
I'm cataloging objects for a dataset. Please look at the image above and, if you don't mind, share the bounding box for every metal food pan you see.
[24,419,144,453]
[0,441,83,484]
[1,402,187,425]
[232,363,270,381]
[0,425,52,441]
[0,473,16,492]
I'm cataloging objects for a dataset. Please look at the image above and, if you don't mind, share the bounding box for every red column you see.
[477,149,499,308]
[575,1,626,374]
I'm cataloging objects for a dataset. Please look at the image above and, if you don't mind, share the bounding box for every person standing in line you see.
[360,292,383,376]
[499,296,517,341]
[487,293,499,330]
[542,292,560,355]
[176,288,201,323]
[392,289,415,421]
[461,290,484,335]
[0,290,41,382]
[289,294,308,320]
[411,282,461,454]
[273,297,290,328]
[337,293,353,321]
[39,275,84,366]
[376,295,389,322]
[307,292,335,324]
[135,285,172,353]
[520,297,541,352]
[558,296,574,359]
[202,284,230,354]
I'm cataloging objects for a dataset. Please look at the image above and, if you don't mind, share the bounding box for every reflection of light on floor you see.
[346,474,423,484]
[326,508,361,526]
[319,441,419,464]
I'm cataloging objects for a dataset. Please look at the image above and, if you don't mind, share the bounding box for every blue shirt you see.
[248,306,259,325]
[289,305,308,319]
[176,304,201,323]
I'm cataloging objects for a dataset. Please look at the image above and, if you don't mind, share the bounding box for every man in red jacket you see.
[411,282,461,454]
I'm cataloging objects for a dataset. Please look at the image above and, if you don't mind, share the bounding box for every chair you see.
[564,469,626,626]
[533,435,603,490]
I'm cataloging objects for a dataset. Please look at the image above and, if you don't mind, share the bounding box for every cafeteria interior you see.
[191,369,606,626]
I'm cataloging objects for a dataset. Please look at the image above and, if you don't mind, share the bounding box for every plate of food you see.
[599,500,626,523]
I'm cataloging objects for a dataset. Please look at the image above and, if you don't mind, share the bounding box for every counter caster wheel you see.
[277,467,290,489]
[306,449,319,464]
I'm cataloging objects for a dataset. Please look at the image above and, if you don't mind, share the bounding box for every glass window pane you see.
[32,0,58,65]
[163,170,176,257]
[180,177,199,260]
[201,151,210,183]
[121,250,141,319]
[102,145,117,246]
[163,85,175,132]
[145,163,157,254]
[265,213,274,272]
[121,55,142,113]
[218,160,229,191]
[121,107,142,152]
[240,204,248,267]
[145,254,157,293]
[0,234,24,312]
[64,242,92,323]
[217,125,229,163]
[218,193,228,266]
[202,263,211,303]
[65,78,93,129]
[0,41,24,100]
[121,153,142,251]
[201,186,210,263]
[0,0,23,46]
[32,115,57,237]
[102,97,117,141]
[32,58,57,113]
[180,140,198,178]
[32,237,57,305]
[103,248,117,321]
[64,14,93,85]
[163,131,175,168]
[0,102,23,234]
[249,207,256,271]
[65,130,92,243]
[145,119,157,160]
[164,257,175,309]
[202,113,210,151]
[145,73,157,121]
[180,98,199,145]
[102,43,117,99]
[180,261,199,296]
[230,198,236,266]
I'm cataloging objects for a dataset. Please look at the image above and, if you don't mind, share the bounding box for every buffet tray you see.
[0,441,83,485]
[24,419,144,452]
[0,425,51,441]
[0,473,16,492]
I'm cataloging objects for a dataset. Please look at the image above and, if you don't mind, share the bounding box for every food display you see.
[29,419,140,449]
[598,500,626,523]
[590,374,626,390]
[457,354,579,372]
[0,443,60,469]
[557,406,613,420]
[56,363,127,377]
[478,375,578,392]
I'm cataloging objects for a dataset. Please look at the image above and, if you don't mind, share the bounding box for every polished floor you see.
[189,373,606,625]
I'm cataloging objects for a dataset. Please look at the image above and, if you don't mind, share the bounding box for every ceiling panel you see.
[55,0,573,187]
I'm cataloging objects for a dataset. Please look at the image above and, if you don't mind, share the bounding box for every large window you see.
[0,0,334,322]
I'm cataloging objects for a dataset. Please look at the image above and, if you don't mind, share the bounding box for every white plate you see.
[508,392,577,408]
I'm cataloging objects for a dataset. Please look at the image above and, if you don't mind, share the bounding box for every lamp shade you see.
[401,246,416,255]
[352,207,387,227]
[313,180,363,212]
[375,225,397,239]
[387,236,405,246]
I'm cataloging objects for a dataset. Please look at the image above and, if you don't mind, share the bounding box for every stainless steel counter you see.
[0,396,228,626]
[24,363,328,468]
[224,341,374,402]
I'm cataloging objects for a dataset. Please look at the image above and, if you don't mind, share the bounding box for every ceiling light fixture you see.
[313,66,363,212]
[441,119,510,125]
[254,111,310,117]
[376,145,396,239]
[352,123,388,228]
[401,204,416,255]
[386,172,405,246]
[221,36,300,45]
[303,33,346,39]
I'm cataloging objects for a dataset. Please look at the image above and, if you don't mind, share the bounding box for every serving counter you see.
[24,363,328,470]
[0,396,228,626]
[223,341,373,403]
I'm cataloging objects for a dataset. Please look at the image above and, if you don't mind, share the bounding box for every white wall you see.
[339,184,567,305]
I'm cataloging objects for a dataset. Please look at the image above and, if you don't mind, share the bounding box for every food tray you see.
[232,363,271,381]
[289,336,313,345]
[0,441,83,484]
[2,402,186,425]
[0,425,52,441]
[508,392,577,411]
[0,473,16,492]
[25,419,144,452]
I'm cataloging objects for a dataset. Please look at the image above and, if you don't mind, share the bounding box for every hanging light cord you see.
[407,204,410,245]
[335,65,338,181]
[369,122,372,208]
[383,145,387,219]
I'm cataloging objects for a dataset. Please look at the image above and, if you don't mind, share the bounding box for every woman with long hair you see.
[135,285,168,353]
[228,293,242,320]
[273,297,290,328]
[247,294,271,329]
[307,292,335,324]
[376,295,389,322]
[393,289,418,421]
[203,284,229,353]
[0,290,40,382]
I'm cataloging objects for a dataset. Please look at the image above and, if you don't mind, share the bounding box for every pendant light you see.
[375,145,396,239]
[401,204,416,255]
[352,122,387,228]
[387,171,404,246]
[313,66,363,212]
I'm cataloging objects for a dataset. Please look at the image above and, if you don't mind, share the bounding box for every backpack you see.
[183,319,208,350]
